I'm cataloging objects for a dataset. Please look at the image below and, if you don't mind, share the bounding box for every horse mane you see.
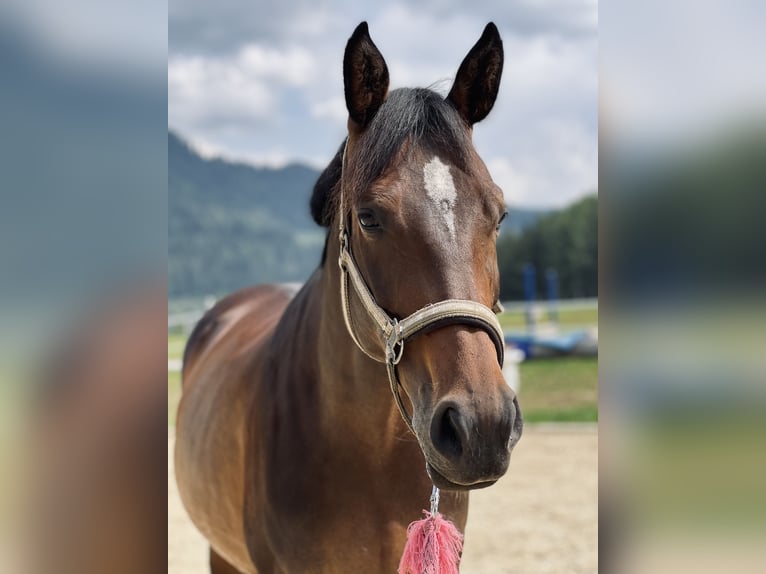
[310,141,345,227]
[310,87,470,231]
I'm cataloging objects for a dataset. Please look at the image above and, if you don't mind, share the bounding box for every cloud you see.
[310,96,347,122]
[168,55,270,126]
[485,117,597,207]
[237,44,315,86]
[169,0,597,56]
[169,0,598,207]
[168,43,317,131]
[602,0,766,143]
[485,158,535,205]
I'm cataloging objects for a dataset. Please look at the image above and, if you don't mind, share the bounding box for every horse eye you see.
[357,209,380,230]
[496,210,508,231]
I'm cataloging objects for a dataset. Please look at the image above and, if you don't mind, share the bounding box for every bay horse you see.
[175,22,523,574]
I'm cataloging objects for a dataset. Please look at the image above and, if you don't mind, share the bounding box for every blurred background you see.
[167,2,598,573]
[601,1,766,573]
[0,1,166,572]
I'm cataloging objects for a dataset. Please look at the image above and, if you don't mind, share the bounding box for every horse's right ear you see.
[343,22,389,129]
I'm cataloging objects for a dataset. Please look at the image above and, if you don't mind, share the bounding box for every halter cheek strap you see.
[336,150,506,437]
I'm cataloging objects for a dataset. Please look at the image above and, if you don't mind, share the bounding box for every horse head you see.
[313,22,522,490]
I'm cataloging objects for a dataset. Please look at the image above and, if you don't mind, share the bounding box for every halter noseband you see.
[336,148,505,437]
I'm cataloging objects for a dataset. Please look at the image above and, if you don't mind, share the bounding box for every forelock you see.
[349,88,471,197]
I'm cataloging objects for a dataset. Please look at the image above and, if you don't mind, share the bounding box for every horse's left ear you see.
[343,22,389,129]
[447,23,504,125]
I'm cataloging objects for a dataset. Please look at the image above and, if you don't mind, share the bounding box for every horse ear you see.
[447,23,504,125]
[343,22,389,129]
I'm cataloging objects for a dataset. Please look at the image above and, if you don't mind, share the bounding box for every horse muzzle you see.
[422,393,523,491]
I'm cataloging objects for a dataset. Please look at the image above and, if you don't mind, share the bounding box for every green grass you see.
[167,338,599,426]
[498,306,598,330]
[518,356,598,422]
[521,404,598,423]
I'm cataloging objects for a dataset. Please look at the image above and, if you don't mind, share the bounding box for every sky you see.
[601,0,766,147]
[168,0,598,208]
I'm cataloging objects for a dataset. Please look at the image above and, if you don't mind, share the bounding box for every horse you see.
[175,21,523,574]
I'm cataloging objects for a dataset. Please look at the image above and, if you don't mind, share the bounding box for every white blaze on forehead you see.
[423,156,457,240]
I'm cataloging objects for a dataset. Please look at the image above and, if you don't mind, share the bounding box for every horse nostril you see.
[431,405,464,460]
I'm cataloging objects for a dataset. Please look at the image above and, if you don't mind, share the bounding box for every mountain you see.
[169,132,325,298]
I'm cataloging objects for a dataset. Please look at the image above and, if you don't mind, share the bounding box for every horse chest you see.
[251,432,468,572]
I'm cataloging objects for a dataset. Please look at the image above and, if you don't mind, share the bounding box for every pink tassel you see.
[398,510,464,574]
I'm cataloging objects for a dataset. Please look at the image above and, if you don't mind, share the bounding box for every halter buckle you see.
[385,320,404,365]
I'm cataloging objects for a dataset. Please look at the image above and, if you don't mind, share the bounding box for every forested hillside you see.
[169,132,325,298]
[498,194,598,300]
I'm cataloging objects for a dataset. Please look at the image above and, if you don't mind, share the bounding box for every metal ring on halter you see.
[385,320,405,365]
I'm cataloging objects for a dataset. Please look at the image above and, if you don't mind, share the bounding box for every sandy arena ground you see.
[168,425,597,573]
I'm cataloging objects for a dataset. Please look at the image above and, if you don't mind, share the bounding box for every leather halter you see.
[336,149,506,437]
